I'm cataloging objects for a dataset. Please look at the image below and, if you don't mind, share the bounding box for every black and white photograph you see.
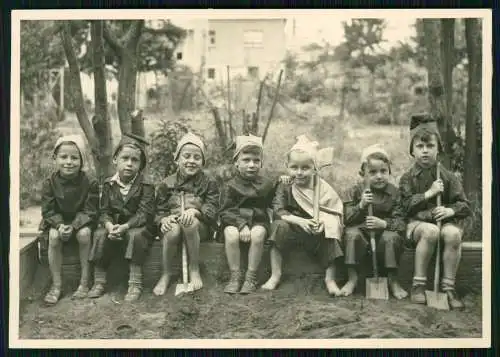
[9,9,492,348]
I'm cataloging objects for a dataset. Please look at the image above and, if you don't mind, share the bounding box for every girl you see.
[88,133,155,302]
[39,135,99,304]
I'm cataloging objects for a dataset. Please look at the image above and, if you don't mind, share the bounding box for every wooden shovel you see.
[175,191,195,296]
[425,163,450,310]
[365,195,389,300]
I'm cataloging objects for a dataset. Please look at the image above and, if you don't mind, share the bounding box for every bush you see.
[20,100,60,209]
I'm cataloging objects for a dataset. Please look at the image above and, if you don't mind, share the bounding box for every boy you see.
[39,135,99,304]
[88,133,155,302]
[153,132,219,295]
[262,135,344,295]
[399,114,471,309]
[342,144,407,298]
[219,135,276,294]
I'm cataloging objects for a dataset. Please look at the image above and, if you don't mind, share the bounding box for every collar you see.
[410,162,438,177]
[110,172,138,188]
[55,170,83,185]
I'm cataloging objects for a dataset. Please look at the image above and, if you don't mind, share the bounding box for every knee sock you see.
[94,267,107,285]
[128,264,143,289]
[412,276,427,288]
[441,277,455,292]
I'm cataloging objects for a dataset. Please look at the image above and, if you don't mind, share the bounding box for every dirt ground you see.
[19,273,482,340]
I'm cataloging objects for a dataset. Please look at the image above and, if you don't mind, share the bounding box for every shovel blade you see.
[366,277,389,300]
[174,283,194,297]
[425,290,450,310]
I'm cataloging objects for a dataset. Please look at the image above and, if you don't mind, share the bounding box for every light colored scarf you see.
[291,177,344,240]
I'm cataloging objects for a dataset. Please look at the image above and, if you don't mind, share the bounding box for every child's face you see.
[364,158,390,190]
[235,150,262,179]
[113,145,142,182]
[412,135,438,167]
[55,143,82,178]
[177,144,203,177]
[287,151,315,187]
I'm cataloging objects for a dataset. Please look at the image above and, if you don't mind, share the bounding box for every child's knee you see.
[251,226,267,243]
[163,224,181,241]
[48,228,61,247]
[181,217,200,233]
[224,226,240,244]
[441,224,462,247]
[380,231,400,245]
[416,223,440,243]
[76,227,92,244]
[344,227,363,242]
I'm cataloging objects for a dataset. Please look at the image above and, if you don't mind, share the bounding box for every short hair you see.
[410,127,442,156]
[359,152,391,176]
[236,145,262,159]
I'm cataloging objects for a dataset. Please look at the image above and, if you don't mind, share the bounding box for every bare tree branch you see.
[60,22,99,152]
[102,21,124,55]
[123,20,144,48]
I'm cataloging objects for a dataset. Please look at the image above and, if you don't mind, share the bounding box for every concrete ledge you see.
[18,229,483,298]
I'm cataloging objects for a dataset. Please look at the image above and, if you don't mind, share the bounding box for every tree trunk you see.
[60,22,100,168]
[441,19,455,135]
[422,19,459,169]
[91,21,114,180]
[464,18,482,198]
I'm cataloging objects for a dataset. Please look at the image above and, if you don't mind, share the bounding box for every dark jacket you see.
[99,174,155,229]
[219,173,277,230]
[271,182,311,220]
[343,181,406,236]
[399,163,471,225]
[39,171,99,231]
[155,171,219,228]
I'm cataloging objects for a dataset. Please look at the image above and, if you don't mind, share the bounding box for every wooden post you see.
[226,65,233,140]
[59,67,65,115]
[262,69,283,143]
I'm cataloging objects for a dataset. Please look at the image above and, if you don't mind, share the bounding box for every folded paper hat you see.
[114,132,150,170]
[288,134,334,169]
[233,134,263,160]
[53,134,89,172]
[360,144,390,164]
[409,113,443,155]
[174,132,206,163]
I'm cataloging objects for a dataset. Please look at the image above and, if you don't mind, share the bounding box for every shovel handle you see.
[313,173,321,222]
[180,191,189,285]
[368,203,378,278]
[433,163,441,292]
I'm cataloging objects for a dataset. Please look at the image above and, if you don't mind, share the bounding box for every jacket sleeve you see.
[154,183,172,227]
[219,184,248,230]
[343,184,366,226]
[447,172,472,220]
[71,178,100,231]
[399,172,429,218]
[126,183,156,229]
[99,183,114,226]
[40,178,64,229]
[272,183,292,218]
[384,190,407,235]
[199,178,220,225]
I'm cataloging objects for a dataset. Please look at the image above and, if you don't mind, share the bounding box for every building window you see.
[243,30,263,48]
[208,30,216,46]
[176,52,183,60]
[207,68,215,79]
[248,66,259,79]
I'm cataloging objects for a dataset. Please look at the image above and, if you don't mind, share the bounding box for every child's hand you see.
[178,208,199,227]
[365,216,387,230]
[240,225,251,243]
[58,224,73,241]
[294,217,316,234]
[359,189,373,209]
[279,175,293,184]
[312,220,325,234]
[427,179,444,199]
[160,215,178,234]
[432,206,454,221]
[108,224,125,240]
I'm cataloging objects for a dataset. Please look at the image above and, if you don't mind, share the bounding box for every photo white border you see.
[9,8,492,349]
